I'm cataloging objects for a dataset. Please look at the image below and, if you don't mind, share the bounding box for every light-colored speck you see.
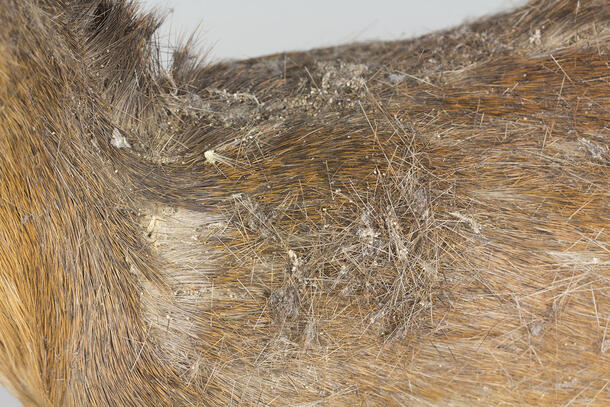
[110,128,131,149]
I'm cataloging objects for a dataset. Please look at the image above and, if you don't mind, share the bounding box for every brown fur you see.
[0,0,608,405]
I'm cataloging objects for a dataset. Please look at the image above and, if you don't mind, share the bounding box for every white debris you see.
[204,149,238,168]
[110,128,131,149]
[530,321,543,337]
[388,73,406,84]
[450,211,481,234]
[288,250,301,273]
[579,138,608,160]
[204,150,217,164]
[529,29,542,45]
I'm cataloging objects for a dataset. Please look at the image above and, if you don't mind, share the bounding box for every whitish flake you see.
[111,128,131,149]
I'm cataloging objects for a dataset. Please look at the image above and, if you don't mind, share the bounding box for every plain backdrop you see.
[147,0,526,62]
[0,0,525,405]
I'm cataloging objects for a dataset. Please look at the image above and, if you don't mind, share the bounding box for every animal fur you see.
[0,0,608,405]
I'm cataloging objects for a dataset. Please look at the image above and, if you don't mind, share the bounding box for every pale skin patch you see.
[135,204,237,371]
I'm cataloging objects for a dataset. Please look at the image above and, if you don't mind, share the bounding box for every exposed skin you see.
[0,0,608,405]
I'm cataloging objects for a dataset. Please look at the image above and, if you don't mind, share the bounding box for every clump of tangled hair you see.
[0,0,608,405]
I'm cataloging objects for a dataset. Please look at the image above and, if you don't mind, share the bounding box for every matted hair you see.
[0,0,608,405]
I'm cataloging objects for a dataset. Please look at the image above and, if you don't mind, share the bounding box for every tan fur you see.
[0,0,608,405]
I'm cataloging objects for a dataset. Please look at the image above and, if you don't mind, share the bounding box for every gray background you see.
[147,0,524,62]
[0,0,523,405]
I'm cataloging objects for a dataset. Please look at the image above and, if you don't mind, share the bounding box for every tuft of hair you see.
[0,0,608,406]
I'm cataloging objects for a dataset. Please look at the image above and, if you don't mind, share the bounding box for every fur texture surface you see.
[0,0,608,405]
